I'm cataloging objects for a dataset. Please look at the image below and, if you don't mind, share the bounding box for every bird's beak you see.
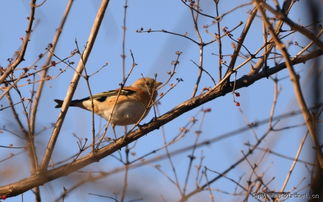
[155,81,163,90]
[156,81,162,87]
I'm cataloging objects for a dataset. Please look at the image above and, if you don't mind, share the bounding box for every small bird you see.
[54,77,162,127]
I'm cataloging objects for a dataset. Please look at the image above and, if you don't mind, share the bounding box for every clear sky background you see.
[0,0,321,201]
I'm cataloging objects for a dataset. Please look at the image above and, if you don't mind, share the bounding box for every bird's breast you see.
[101,100,148,126]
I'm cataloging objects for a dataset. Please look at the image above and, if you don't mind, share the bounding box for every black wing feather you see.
[79,89,136,103]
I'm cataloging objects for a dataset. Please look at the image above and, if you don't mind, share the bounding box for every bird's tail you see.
[54,99,63,108]
[54,99,79,108]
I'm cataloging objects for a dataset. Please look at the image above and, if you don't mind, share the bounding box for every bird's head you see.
[132,77,162,94]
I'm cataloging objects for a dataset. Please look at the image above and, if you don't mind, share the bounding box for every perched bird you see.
[54,77,162,127]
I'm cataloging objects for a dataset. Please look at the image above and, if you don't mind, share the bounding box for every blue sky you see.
[0,0,320,201]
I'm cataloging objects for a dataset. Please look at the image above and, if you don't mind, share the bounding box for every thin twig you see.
[215,0,223,80]
[190,0,204,97]
[0,0,36,84]
[279,133,309,192]
[121,0,128,80]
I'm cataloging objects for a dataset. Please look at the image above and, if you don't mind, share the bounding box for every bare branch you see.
[40,0,112,171]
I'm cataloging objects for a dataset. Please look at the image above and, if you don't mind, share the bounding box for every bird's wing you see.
[78,88,136,103]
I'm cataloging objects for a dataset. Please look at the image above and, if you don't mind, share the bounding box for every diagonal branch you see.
[40,0,111,171]
[253,0,323,168]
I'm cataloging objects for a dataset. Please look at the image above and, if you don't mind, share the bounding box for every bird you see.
[54,77,162,127]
